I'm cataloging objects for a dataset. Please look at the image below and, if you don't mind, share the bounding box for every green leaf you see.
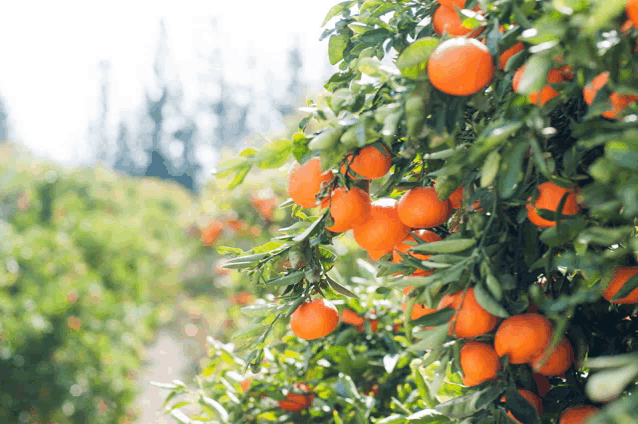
[227,164,252,190]
[322,1,352,26]
[435,385,504,418]
[327,276,359,298]
[612,273,638,302]
[411,308,455,327]
[266,270,305,287]
[409,323,450,352]
[292,213,327,242]
[498,142,529,199]
[605,140,638,171]
[474,281,510,318]
[516,55,552,96]
[411,239,476,254]
[396,37,440,79]
[257,139,293,169]
[329,34,348,65]
[504,386,541,424]
[480,150,501,188]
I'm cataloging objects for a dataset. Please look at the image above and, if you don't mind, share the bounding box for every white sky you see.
[0,0,339,165]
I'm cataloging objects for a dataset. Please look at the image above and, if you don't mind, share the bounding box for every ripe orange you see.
[353,198,411,252]
[397,187,453,228]
[342,143,392,180]
[232,291,254,306]
[513,65,565,106]
[559,405,599,424]
[602,266,638,304]
[393,230,441,276]
[627,0,638,30]
[288,157,333,208]
[438,0,465,9]
[526,182,580,228]
[427,38,495,97]
[499,42,524,70]
[530,338,574,376]
[494,313,553,364]
[583,71,638,119]
[460,341,501,386]
[290,299,339,340]
[278,383,314,412]
[355,319,379,333]
[241,379,252,392]
[341,308,365,326]
[201,220,224,246]
[433,6,484,37]
[502,389,543,423]
[325,187,372,233]
[533,373,551,397]
[402,286,437,320]
[447,185,464,209]
[368,248,392,260]
[437,287,499,338]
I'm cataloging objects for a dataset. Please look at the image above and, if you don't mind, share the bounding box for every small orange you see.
[460,341,501,386]
[397,187,453,228]
[583,71,638,119]
[428,38,495,97]
[241,379,252,392]
[288,157,333,208]
[437,287,499,338]
[325,187,371,233]
[392,230,442,276]
[402,286,437,320]
[355,319,379,333]
[290,299,340,340]
[526,182,580,228]
[353,198,411,252]
[341,308,365,326]
[513,65,565,106]
[501,389,543,423]
[627,0,638,28]
[559,405,599,424]
[232,291,254,306]
[494,313,553,364]
[201,220,224,246]
[602,266,638,304]
[278,383,314,412]
[533,373,551,397]
[433,6,484,37]
[499,42,524,70]
[342,143,392,180]
[530,338,574,376]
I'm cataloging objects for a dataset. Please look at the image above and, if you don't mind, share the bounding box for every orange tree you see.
[161,0,638,423]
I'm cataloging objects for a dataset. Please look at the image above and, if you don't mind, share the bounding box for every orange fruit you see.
[232,291,254,306]
[278,383,314,412]
[437,287,499,338]
[342,143,392,180]
[288,157,333,208]
[325,187,371,233]
[513,65,565,106]
[460,341,501,386]
[368,248,392,260]
[353,198,411,252]
[627,0,638,28]
[397,187,453,228]
[602,266,638,304]
[559,405,599,424]
[392,230,442,276]
[290,299,339,340]
[583,71,638,119]
[402,286,437,320]
[530,338,574,376]
[501,389,543,423]
[447,185,464,209]
[241,379,252,392]
[428,38,495,97]
[526,182,580,228]
[341,308,365,326]
[494,313,553,364]
[201,220,224,246]
[499,42,524,70]
[438,0,465,9]
[533,373,551,397]
[433,6,484,37]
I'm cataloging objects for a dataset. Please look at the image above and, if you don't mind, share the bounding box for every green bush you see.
[0,153,198,423]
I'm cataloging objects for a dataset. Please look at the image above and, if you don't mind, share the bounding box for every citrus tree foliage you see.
[163,0,638,423]
[0,155,199,423]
